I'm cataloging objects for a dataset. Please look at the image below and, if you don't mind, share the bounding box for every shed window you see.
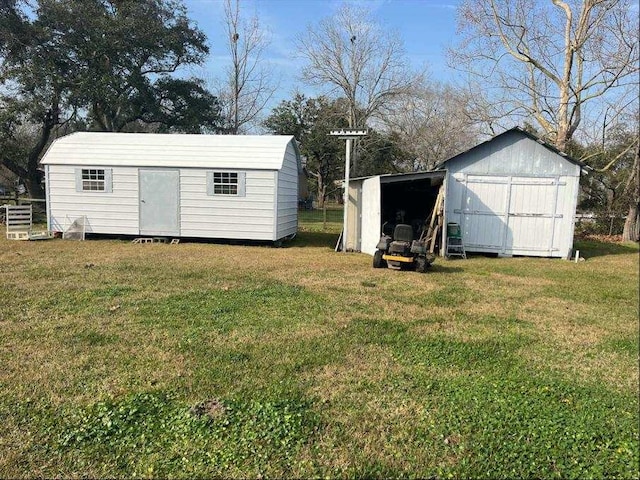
[207,171,246,197]
[214,172,238,195]
[82,169,105,191]
[75,168,112,193]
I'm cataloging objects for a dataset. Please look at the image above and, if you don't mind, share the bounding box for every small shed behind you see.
[41,132,301,242]
[348,128,584,259]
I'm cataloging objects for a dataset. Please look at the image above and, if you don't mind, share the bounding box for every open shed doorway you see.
[379,171,446,251]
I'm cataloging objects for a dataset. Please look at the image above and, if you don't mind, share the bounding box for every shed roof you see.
[41,132,298,170]
[433,127,587,171]
[350,170,446,183]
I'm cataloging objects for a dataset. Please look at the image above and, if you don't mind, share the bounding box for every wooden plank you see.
[420,185,444,243]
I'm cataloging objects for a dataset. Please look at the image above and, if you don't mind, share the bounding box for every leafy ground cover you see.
[0,227,638,478]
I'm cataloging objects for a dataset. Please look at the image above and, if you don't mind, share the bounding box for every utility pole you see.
[329,129,367,252]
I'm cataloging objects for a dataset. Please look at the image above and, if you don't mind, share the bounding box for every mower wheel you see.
[415,256,429,273]
[373,250,386,268]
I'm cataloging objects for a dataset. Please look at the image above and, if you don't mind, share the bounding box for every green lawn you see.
[0,226,638,478]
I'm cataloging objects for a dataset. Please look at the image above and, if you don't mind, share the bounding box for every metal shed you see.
[346,171,446,254]
[41,132,300,242]
[348,128,583,259]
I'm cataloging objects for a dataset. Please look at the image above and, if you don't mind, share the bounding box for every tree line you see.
[1,0,637,240]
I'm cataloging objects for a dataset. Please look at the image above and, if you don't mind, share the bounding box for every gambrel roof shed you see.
[42,132,301,242]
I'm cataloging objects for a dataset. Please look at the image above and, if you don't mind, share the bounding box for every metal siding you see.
[47,165,139,234]
[360,177,381,255]
[41,132,295,170]
[179,169,276,240]
[346,180,362,251]
[458,175,509,251]
[447,132,579,177]
[345,182,360,251]
[45,165,51,231]
[444,131,580,258]
[448,174,578,257]
[275,144,299,240]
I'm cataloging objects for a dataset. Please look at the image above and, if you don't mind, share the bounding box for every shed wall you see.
[360,177,382,255]
[180,169,276,240]
[447,132,578,176]
[47,165,139,234]
[275,143,299,239]
[47,165,279,240]
[444,132,580,258]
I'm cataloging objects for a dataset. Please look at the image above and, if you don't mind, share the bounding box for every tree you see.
[355,130,409,177]
[382,81,481,171]
[450,0,639,152]
[298,3,421,172]
[578,114,639,241]
[0,0,75,198]
[621,143,639,241]
[217,0,276,134]
[0,0,220,197]
[264,94,348,207]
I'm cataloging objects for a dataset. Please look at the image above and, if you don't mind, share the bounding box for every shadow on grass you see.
[289,231,340,249]
[574,239,639,258]
[428,263,465,274]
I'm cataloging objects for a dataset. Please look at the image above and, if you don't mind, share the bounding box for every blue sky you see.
[183,0,462,106]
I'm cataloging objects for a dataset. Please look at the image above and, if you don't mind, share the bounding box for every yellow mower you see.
[373,223,435,273]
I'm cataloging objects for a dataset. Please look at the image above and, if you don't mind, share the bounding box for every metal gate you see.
[139,169,180,236]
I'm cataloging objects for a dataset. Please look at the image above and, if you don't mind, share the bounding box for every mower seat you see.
[393,224,414,243]
[389,224,414,255]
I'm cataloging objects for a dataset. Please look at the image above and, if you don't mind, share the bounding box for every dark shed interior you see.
[379,172,445,242]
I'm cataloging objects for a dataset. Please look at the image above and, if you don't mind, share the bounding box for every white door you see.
[360,177,381,255]
[505,177,563,256]
[457,175,563,256]
[139,169,180,236]
[460,176,510,251]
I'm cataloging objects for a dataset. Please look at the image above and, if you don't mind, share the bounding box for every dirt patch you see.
[190,398,226,419]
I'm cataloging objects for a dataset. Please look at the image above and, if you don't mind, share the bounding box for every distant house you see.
[41,132,301,242]
[347,127,585,259]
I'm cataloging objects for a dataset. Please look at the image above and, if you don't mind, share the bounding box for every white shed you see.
[347,128,584,259]
[41,132,300,242]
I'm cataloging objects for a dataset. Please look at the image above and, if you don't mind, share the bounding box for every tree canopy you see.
[0,0,222,196]
[264,94,348,206]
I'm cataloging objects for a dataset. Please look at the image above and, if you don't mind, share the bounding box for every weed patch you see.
[45,392,319,477]
[436,373,639,479]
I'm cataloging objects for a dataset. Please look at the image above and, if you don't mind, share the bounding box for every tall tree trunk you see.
[622,203,639,242]
[622,144,640,242]
[317,175,326,209]
[25,103,59,198]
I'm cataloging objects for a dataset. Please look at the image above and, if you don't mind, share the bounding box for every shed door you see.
[458,175,563,256]
[507,177,562,255]
[139,169,180,236]
[459,176,509,251]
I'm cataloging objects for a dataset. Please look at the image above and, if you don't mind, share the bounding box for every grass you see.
[0,226,638,478]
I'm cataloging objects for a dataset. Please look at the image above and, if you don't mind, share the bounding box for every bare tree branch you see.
[450,0,639,152]
[216,0,277,134]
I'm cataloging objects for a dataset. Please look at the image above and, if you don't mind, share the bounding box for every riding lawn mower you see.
[373,222,436,273]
